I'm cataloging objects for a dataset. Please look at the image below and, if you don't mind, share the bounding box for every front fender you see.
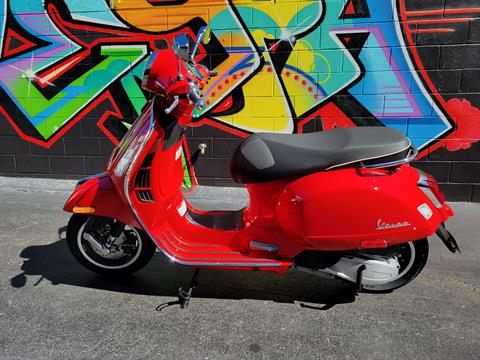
[64,173,140,228]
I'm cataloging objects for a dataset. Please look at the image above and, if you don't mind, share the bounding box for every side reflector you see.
[250,241,279,252]
[360,240,388,249]
[72,206,95,214]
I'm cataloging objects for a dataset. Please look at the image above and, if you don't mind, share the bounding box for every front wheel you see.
[362,238,429,292]
[66,215,155,276]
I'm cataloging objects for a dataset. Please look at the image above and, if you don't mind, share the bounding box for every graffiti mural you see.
[0,0,479,186]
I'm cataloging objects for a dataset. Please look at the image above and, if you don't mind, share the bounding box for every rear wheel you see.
[66,215,155,276]
[361,239,429,292]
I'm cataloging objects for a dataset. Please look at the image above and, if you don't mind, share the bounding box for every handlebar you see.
[163,65,217,114]
[163,81,204,114]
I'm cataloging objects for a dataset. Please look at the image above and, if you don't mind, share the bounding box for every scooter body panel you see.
[276,165,453,251]
[63,174,139,228]
[115,106,293,272]
[61,31,460,301]
[64,100,453,266]
[63,44,457,274]
[63,102,157,228]
[64,98,453,269]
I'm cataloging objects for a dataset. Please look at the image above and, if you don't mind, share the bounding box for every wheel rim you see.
[360,240,428,291]
[77,223,143,270]
[394,242,416,281]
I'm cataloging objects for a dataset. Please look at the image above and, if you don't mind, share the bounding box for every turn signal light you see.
[72,206,96,214]
[417,170,445,208]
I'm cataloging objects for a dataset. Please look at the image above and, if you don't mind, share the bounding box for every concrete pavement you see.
[0,176,479,360]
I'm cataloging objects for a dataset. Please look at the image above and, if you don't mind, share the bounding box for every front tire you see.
[362,238,429,292]
[66,215,155,276]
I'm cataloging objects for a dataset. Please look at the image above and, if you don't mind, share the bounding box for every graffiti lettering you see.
[0,0,478,184]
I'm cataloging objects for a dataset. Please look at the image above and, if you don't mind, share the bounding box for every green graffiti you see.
[7,45,147,139]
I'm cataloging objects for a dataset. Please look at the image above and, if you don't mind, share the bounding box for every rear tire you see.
[362,238,429,293]
[66,215,155,276]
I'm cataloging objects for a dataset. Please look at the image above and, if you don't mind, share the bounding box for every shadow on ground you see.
[10,228,357,309]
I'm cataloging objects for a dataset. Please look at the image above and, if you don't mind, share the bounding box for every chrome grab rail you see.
[361,147,418,169]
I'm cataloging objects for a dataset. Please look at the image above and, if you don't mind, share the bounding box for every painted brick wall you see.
[0,0,479,201]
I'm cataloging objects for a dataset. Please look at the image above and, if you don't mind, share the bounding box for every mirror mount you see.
[190,26,211,63]
[173,34,190,62]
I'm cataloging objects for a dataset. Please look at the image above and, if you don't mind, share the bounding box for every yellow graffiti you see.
[112,0,325,133]
[296,39,332,85]
[216,0,323,133]
[111,0,209,32]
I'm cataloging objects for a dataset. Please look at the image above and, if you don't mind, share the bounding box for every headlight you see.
[114,148,135,177]
[113,134,147,177]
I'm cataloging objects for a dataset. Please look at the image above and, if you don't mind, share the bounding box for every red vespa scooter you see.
[64,27,459,308]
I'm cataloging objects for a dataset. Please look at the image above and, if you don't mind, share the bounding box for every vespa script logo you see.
[376,219,411,231]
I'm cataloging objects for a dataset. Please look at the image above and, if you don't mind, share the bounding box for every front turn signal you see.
[72,206,95,214]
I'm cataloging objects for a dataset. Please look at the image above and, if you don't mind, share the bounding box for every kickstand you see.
[178,268,201,309]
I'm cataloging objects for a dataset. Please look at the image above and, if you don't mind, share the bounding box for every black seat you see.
[229,127,412,183]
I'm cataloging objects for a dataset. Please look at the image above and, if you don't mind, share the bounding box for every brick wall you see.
[0,0,479,201]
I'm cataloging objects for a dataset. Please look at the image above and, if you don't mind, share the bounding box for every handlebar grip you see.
[188,82,205,110]
[189,89,205,110]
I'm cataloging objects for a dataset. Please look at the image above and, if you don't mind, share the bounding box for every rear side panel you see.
[277,165,451,251]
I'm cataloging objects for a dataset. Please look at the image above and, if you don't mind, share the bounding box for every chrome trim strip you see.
[417,179,429,188]
[123,99,281,267]
[77,172,107,186]
[325,140,413,170]
[419,186,443,209]
[361,147,418,169]
[156,231,278,267]
[416,169,429,188]
[416,169,443,209]
[250,241,279,253]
